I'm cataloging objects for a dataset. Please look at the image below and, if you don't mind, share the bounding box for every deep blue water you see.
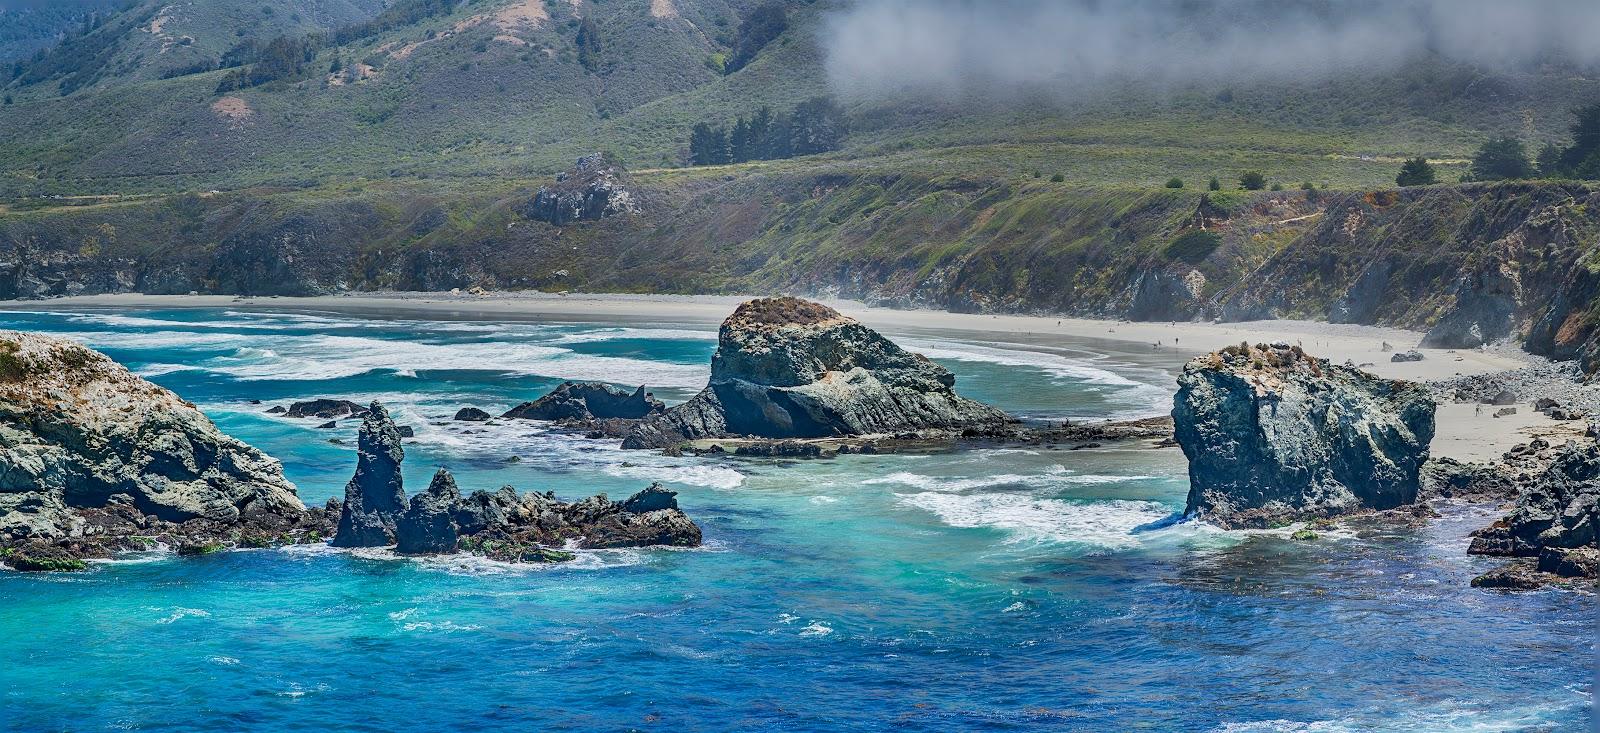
[0,307,1592,732]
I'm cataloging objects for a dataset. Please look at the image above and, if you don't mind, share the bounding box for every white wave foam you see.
[799,621,834,637]
[895,492,1170,548]
[154,607,212,624]
[902,338,1144,387]
[603,462,746,490]
[864,468,1157,493]
[547,327,715,344]
[1212,697,1592,733]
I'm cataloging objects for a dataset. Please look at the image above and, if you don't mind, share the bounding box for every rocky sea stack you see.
[1174,342,1436,529]
[623,297,1011,449]
[0,331,319,569]
[334,402,701,560]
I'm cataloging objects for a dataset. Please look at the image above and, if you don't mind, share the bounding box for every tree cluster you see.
[215,35,322,93]
[1457,103,1600,182]
[689,97,848,166]
[725,2,787,74]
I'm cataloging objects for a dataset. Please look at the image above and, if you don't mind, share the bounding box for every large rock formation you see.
[623,297,1010,449]
[334,402,703,558]
[1469,443,1600,573]
[1174,342,1436,528]
[0,331,318,568]
[394,469,462,554]
[331,403,407,547]
[526,153,640,226]
[502,382,664,421]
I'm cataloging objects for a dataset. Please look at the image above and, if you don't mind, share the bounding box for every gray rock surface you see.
[331,403,407,547]
[1174,342,1436,528]
[502,382,664,421]
[0,330,304,544]
[285,398,368,419]
[1468,442,1600,560]
[395,469,462,555]
[623,297,1011,449]
[453,407,491,422]
[527,153,640,226]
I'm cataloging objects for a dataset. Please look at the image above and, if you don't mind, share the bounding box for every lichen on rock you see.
[623,297,1011,449]
[1173,342,1436,529]
[0,330,316,569]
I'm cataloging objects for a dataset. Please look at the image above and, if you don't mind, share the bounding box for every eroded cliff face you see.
[2,177,1597,368]
[1173,342,1436,529]
[0,330,312,561]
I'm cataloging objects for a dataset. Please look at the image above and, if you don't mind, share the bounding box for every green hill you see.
[1,0,1597,197]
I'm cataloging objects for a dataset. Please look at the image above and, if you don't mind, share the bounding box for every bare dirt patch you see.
[210,96,254,128]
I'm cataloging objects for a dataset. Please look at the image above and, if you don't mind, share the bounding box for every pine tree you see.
[1395,157,1436,187]
[729,116,752,163]
[576,17,602,72]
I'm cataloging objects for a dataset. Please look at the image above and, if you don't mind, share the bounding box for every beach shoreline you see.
[1,290,1579,460]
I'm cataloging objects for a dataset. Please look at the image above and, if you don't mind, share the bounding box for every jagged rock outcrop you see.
[332,403,702,558]
[331,403,406,548]
[0,331,319,569]
[527,153,640,226]
[623,297,1011,449]
[1469,443,1600,564]
[502,382,665,421]
[1174,342,1436,529]
[395,469,462,554]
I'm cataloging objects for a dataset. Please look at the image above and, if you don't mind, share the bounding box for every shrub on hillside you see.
[1395,157,1435,186]
[1164,230,1221,264]
[1239,171,1266,190]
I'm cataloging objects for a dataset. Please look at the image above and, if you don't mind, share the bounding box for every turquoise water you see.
[0,307,1592,732]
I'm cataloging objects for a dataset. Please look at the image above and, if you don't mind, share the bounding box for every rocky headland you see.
[0,331,325,571]
[622,297,1012,449]
[332,401,701,561]
[1174,342,1436,529]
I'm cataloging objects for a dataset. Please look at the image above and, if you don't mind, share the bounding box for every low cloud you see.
[823,0,1600,101]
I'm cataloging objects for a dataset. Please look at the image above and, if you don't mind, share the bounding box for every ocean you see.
[0,307,1592,732]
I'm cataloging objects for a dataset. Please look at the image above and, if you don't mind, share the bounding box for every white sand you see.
[0,291,1568,460]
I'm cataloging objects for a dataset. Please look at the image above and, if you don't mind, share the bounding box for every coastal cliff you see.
[1,179,1597,370]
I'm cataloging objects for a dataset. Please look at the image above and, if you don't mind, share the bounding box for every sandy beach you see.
[0,291,1577,460]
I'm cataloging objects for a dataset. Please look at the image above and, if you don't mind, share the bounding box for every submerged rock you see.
[526,153,640,226]
[331,403,407,548]
[502,382,665,421]
[285,398,368,419]
[624,297,1010,449]
[1174,342,1436,529]
[453,407,492,422]
[0,331,317,569]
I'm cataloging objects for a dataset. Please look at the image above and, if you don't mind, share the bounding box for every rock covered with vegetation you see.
[502,381,664,421]
[623,297,1011,449]
[0,330,322,570]
[1174,342,1436,529]
[527,154,640,226]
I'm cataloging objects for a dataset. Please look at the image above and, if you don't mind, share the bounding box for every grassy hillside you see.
[1,0,1597,198]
